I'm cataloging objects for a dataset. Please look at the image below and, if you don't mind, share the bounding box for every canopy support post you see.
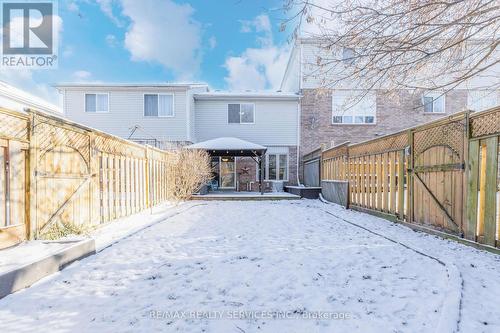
[259,156,264,195]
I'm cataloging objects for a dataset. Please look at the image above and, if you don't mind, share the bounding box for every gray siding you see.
[63,87,189,141]
[194,99,298,146]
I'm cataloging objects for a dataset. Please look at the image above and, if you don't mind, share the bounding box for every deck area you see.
[190,191,301,201]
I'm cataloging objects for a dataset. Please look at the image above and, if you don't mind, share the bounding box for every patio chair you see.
[208,179,219,192]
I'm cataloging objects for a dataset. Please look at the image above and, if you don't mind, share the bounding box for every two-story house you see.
[56,84,300,190]
[280,37,500,157]
[57,38,499,189]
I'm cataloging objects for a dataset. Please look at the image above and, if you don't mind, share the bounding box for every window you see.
[85,93,108,112]
[264,154,288,181]
[342,47,356,64]
[228,103,255,124]
[332,91,376,125]
[144,94,174,117]
[422,92,445,113]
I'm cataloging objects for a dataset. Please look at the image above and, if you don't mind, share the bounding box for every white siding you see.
[467,90,500,112]
[301,42,336,89]
[194,99,298,146]
[186,86,207,142]
[280,45,301,93]
[300,40,500,91]
[63,87,189,141]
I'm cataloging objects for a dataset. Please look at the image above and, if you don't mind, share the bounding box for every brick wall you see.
[300,89,468,156]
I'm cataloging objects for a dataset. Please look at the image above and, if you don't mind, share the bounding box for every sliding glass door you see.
[219,156,236,189]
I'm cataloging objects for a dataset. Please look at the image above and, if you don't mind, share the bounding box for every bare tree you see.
[283,0,500,94]
[167,149,212,201]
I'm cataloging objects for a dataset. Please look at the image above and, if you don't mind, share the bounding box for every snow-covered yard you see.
[0,200,499,333]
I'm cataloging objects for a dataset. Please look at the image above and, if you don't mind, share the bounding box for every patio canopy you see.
[186,137,267,157]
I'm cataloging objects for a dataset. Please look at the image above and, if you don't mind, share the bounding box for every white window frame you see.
[143,93,175,118]
[84,93,109,113]
[422,92,446,114]
[332,115,376,125]
[227,103,255,125]
[259,153,289,181]
[331,91,377,125]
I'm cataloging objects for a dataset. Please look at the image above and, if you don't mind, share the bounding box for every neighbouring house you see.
[57,83,207,149]
[56,84,300,190]
[0,81,61,114]
[280,37,500,159]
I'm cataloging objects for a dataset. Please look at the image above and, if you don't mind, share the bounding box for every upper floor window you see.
[228,103,255,124]
[85,93,108,112]
[342,47,356,64]
[144,94,174,117]
[422,92,445,113]
[332,91,376,125]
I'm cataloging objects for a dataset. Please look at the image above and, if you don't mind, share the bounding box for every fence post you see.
[397,150,405,219]
[466,139,480,241]
[145,146,150,209]
[407,129,414,224]
[483,136,498,246]
[27,112,38,240]
[89,132,99,225]
[461,111,470,235]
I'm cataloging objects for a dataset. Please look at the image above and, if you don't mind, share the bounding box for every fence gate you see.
[304,158,320,187]
[34,117,94,237]
[303,148,322,187]
[410,115,467,234]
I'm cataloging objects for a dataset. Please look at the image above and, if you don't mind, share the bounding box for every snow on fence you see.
[320,107,500,250]
[0,108,173,249]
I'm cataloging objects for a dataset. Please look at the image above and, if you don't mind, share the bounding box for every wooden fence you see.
[321,107,500,249]
[0,108,173,249]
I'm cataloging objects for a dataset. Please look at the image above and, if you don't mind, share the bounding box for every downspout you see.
[296,42,303,186]
[296,99,301,186]
[186,89,191,143]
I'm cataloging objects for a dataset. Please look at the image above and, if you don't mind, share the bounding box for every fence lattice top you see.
[470,106,500,139]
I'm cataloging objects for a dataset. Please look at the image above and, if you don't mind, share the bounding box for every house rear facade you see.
[58,38,499,188]
[281,37,500,157]
[57,84,300,190]
[58,83,207,148]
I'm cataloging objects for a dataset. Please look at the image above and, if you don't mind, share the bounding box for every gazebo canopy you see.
[186,137,267,157]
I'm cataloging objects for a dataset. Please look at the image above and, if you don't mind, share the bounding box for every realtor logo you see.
[1,0,58,68]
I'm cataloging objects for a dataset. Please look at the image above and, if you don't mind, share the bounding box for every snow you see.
[0,202,196,275]
[0,241,78,274]
[0,200,499,333]
[191,191,299,199]
[186,137,266,151]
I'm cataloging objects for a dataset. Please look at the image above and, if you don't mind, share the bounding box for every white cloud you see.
[95,0,124,27]
[105,34,118,47]
[240,14,271,34]
[67,2,79,12]
[224,14,290,91]
[73,70,92,80]
[224,57,268,90]
[107,0,203,79]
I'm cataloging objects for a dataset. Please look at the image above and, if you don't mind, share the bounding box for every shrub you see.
[167,149,211,201]
[39,220,93,240]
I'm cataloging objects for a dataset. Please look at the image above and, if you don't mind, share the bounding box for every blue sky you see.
[0,0,294,105]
